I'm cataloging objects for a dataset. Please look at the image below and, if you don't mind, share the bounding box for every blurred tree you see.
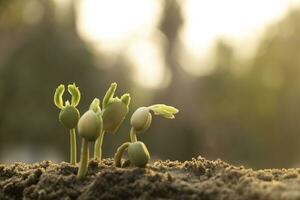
[197,8,300,168]
[148,0,205,161]
[0,0,132,162]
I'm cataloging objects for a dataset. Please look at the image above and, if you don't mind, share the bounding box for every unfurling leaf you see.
[121,93,131,107]
[102,82,117,109]
[54,84,65,109]
[149,104,179,119]
[68,83,81,107]
[89,98,101,115]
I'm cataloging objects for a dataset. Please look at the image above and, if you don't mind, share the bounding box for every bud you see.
[130,107,152,132]
[78,110,103,141]
[59,106,80,129]
[102,99,129,134]
[128,142,150,167]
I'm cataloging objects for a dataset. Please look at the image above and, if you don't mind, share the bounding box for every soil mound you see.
[1,156,300,199]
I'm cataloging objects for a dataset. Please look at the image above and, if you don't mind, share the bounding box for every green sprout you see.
[114,104,179,167]
[93,82,131,160]
[77,98,103,180]
[54,83,81,165]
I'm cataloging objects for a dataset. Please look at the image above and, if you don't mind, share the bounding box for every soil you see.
[1,156,300,200]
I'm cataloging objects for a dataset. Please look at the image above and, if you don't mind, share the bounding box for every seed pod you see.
[78,110,103,141]
[102,99,129,134]
[59,106,80,129]
[130,107,152,133]
[128,141,150,167]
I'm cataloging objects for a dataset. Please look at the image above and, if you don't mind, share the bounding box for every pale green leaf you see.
[121,93,131,106]
[54,84,65,109]
[149,104,179,119]
[68,83,81,107]
[102,82,117,109]
[89,98,101,114]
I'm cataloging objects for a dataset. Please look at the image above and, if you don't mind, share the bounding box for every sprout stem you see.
[70,128,77,165]
[130,127,138,143]
[77,139,89,180]
[114,142,130,167]
[94,130,105,159]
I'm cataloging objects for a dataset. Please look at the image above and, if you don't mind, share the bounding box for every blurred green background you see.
[1,0,300,169]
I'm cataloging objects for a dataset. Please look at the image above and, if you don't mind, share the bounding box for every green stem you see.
[94,130,105,159]
[77,138,89,180]
[130,127,138,143]
[70,128,77,165]
[114,142,130,167]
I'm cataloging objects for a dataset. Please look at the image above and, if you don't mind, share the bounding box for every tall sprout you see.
[54,83,81,165]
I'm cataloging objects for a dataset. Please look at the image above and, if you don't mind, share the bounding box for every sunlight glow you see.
[77,0,162,88]
[181,0,298,75]
[77,0,300,87]
[126,36,165,88]
[77,0,160,52]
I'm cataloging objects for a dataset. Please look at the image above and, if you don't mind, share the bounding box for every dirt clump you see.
[1,156,300,199]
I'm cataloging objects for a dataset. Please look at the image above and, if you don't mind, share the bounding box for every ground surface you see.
[1,156,300,200]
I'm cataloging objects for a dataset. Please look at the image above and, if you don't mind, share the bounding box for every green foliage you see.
[53,82,179,177]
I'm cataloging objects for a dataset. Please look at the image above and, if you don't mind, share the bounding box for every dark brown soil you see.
[1,156,300,200]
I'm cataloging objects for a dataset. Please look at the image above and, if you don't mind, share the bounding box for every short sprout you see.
[131,104,178,133]
[101,83,131,134]
[77,99,103,180]
[127,141,150,167]
[94,83,131,160]
[78,110,103,141]
[114,104,179,168]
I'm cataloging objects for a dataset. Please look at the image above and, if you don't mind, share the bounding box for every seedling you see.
[77,98,103,180]
[93,83,131,160]
[54,83,81,165]
[114,104,179,167]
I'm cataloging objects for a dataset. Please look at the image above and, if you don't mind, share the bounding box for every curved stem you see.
[94,130,105,160]
[77,138,89,180]
[70,128,77,165]
[130,127,138,143]
[114,142,130,167]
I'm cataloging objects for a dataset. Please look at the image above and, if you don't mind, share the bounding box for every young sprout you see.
[114,104,179,167]
[77,98,103,180]
[93,82,131,160]
[54,83,81,165]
